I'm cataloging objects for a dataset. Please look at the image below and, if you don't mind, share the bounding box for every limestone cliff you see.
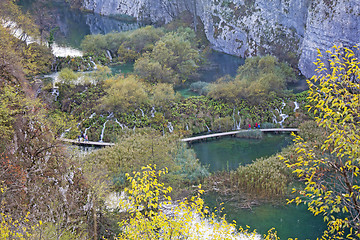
[82,0,360,77]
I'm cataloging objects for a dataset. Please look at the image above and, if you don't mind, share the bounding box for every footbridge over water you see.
[59,138,115,147]
[180,128,299,142]
[59,128,298,146]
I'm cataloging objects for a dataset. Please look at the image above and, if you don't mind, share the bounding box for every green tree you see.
[134,31,200,85]
[151,83,176,108]
[86,129,207,190]
[134,55,175,84]
[281,46,360,238]
[100,75,148,112]
[58,68,78,85]
[121,26,164,53]
[207,56,296,104]
[80,34,108,56]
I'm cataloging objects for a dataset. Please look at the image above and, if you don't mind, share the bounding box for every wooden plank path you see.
[180,128,299,142]
[59,128,298,146]
[59,138,115,147]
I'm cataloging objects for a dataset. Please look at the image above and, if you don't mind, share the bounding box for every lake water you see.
[204,193,326,239]
[192,133,293,172]
[192,134,327,239]
[22,1,319,237]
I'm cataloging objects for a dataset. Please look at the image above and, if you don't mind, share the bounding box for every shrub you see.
[232,155,292,198]
[189,81,209,95]
[236,129,263,139]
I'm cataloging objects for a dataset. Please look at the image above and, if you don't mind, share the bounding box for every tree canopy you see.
[207,55,297,104]
[282,46,360,238]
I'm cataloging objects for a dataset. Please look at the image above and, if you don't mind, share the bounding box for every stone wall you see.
[82,0,360,77]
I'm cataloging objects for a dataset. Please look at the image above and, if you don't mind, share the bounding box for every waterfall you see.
[186,124,189,131]
[89,56,97,70]
[106,50,113,61]
[232,107,236,130]
[60,127,72,138]
[107,112,114,119]
[139,108,145,117]
[150,106,156,118]
[98,112,114,142]
[205,124,211,132]
[51,88,59,101]
[278,113,289,128]
[115,119,127,129]
[84,126,91,136]
[99,120,109,142]
[236,117,241,130]
[167,122,174,133]
[272,101,289,128]
[55,62,60,72]
[89,112,96,119]
[293,101,299,112]
[232,108,242,130]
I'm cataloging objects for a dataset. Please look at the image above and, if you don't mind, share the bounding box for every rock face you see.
[82,0,360,77]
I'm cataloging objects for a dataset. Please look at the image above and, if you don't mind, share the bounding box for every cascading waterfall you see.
[236,111,241,130]
[139,108,145,117]
[232,108,242,130]
[205,124,211,132]
[89,56,97,70]
[150,106,156,118]
[84,112,97,136]
[106,50,113,61]
[272,101,289,128]
[60,127,72,138]
[293,101,299,112]
[115,119,127,129]
[51,88,59,101]
[99,120,108,142]
[186,124,189,131]
[167,122,174,133]
[99,112,114,142]
[84,126,91,136]
[232,107,236,130]
[107,112,114,119]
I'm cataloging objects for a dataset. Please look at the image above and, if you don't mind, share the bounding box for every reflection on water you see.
[195,135,327,239]
[196,51,245,83]
[19,0,141,49]
[204,193,326,239]
[192,133,293,172]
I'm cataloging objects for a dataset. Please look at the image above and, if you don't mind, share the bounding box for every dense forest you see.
[0,0,359,239]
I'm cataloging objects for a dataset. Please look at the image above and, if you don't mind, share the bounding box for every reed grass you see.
[231,155,292,198]
[235,129,263,139]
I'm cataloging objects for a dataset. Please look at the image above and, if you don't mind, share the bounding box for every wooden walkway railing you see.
[59,128,298,146]
[180,128,298,142]
[59,138,115,147]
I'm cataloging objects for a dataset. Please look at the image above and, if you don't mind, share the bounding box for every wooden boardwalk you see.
[60,128,298,146]
[59,138,115,147]
[180,128,298,142]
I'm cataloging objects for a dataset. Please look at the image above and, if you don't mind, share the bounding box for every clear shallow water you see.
[192,134,327,239]
[176,51,245,97]
[204,193,326,239]
[197,51,245,82]
[192,133,293,172]
[109,63,134,75]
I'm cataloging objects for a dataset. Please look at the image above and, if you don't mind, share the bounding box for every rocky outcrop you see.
[299,0,360,77]
[82,0,360,77]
